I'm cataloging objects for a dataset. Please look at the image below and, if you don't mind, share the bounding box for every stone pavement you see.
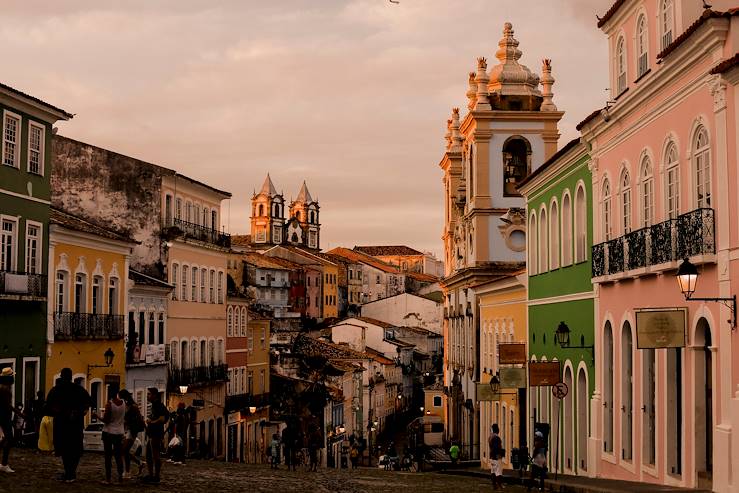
[0,448,527,493]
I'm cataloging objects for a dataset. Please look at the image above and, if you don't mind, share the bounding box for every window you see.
[218,271,224,303]
[148,313,155,345]
[175,198,182,220]
[200,268,206,301]
[108,278,118,315]
[181,340,188,369]
[23,222,40,274]
[665,141,680,219]
[185,201,192,223]
[182,265,189,301]
[55,271,68,313]
[171,264,179,300]
[194,204,201,226]
[528,212,538,275]
[661,0,674,50]
[165,195,173,225]
[158,313,164,344]
[561,193,572,266]
[503,137,530,196]
[240,308,246,336]
[549,201,559,270]
[538,207,548,273]
[247,371,253,394]
[259,370,265,393]
[636,15,648,78]
[694,126,711,208]
[616,36,626,94]
[74,274,86,313]
[640,156,654,227]
[209,270,215,303]
[604,321,614,453]
[25,123,45,178]
[191,267,197,301]
[211,210,217,230]
[376,275,381,284]
[248,328,254,351]
[2,112,20,168]
[309,230,317,248]
[575,186,587,263]
[433,395,442,407]
[272,225,282,243]
[227,307,233,337]
[256,227,266,243]
[620,170,631,234]
[1,218,17,271]
[602,179,613,241]
[92,277,102,314]
[203,207,209,227]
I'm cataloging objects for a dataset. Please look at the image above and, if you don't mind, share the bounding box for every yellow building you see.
[476,271,527,470]
[47,208,136,413]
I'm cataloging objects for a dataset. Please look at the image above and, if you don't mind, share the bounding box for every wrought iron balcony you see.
[225,392,270,413]
[54,312,125,340]
[0,271,47,299]
[168,363,228,390]
[591,208,715,278]
[164,218,231,248]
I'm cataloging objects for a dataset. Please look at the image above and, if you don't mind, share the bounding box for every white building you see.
[360,292,443,335]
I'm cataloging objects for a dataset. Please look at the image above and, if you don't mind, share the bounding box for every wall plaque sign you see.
[499,367,527,389]
[635,308,686,349]
[529,361,561,386]
[498,343,527,364]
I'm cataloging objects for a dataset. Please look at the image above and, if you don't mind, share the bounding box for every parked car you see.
[83,422,104,452]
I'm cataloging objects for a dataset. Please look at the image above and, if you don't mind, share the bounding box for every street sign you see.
[529,361,561,386]
[499,367,527,389]
[498,343,527,364]
[552,382,568,399]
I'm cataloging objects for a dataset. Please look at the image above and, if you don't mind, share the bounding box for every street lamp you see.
[249,406,257,414]
[179,385,188,394]
[676,258,736,328]
[87,347,115,378]
[419,406,424,414]
[490,375,500,394]
[554,322,595,363]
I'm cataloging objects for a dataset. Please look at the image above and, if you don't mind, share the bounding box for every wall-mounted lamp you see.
[677,258,736,329]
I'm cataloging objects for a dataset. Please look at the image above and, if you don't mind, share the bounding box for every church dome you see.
[488,23,542,99]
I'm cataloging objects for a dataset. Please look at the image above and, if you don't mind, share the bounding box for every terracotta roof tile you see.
[597,0,627,28]
[231,234,252,246]
[517,137,582,189]
[50,207,138,244]
[129,269,172,289]
[240,252,292,270]
[405,272,439,282]
[326,247,400,274]
[351,316,395,329]
[354,246,424,256]
[293,334,370,360]
[576,108,603,131]
[710,53,739,74]
[657,10,737,60]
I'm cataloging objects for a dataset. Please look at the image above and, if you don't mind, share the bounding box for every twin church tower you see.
[250,174,320,250]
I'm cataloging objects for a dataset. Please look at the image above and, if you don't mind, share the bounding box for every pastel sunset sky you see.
[4,0,612,256]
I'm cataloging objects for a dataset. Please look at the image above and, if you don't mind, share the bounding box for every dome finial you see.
[487,21,542,100]
[450,108,463,152]
[466,72,478,110]
[474,58,491,109]
[540,59,557,111]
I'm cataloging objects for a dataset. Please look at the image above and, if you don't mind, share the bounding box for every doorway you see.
[694,318,712,487]
[577,367,588,472]
[564,366,573,472]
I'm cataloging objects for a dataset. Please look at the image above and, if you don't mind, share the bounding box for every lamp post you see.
[87,347,115,379]
[554,322,595,364]
[676,258,736,328]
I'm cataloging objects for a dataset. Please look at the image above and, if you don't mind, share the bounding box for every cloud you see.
[2,0,610,258]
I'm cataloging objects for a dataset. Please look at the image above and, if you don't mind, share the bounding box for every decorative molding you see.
[708,74,727,112]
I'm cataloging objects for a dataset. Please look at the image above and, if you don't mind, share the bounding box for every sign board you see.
[476,383,501,401]
[192,399,205,408]
[498,343,527,364]
[552,382,568,399]
[529,361,561,386]
[499,367,527,389]
[636,308,686,349]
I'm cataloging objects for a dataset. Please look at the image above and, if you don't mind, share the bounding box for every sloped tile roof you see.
[326,247,400,274]
[0,81,73,119]
[50,207,137,244]
[597,0,627,28]
[354,245,424,256]
[657,10,738,60]
[129,269,172,289]
[710,52,739,74]
[241,252,292,270]
[293,334,370,360]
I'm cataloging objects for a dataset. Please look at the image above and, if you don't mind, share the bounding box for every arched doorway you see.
[564,365,574,471]
[621,322,633,461]
[603,322,614,453]
[577,367,588,472]
[694,317,713,486]
[642,348,656,467]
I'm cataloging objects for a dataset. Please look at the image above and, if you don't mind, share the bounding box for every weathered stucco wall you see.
[51,135,170,277]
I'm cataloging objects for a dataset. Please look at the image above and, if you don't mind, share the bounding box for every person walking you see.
[448,442,460,466]
[97,390,125,484]
[142,387,168,484]
[282,425,295,471]
[0,368,23,473]
[119,389,145,479]
[489,424,504,490]
[308,425,321,472]
[529,431,547,492]
[46,367,92,483]
[172,403,189,465]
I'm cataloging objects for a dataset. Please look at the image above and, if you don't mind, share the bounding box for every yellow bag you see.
[38,415,53,452]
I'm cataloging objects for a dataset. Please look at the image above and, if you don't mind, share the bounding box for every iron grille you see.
[166,218,231,248]
[54,312,125,340]
[649,219,676,265]
[168,363,228,389]
[592,243,606,277]
[676,208,714,259]
[607,237,624,275]
[625,227,648,270]
[0,271,47,298]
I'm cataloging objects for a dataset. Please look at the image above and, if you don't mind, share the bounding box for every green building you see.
[518,137,593,476]
[0,83,71,404]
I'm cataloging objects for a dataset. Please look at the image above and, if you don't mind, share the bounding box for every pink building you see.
[579,3,739,491]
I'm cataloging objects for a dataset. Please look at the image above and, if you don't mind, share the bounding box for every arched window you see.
[539,207,548,273]
[639,155,654,227]
[503,137,531,196]
[664,141,680,219]
[181,340,188,368]
[181,265,189,301]
[636,15,648,78]
[550,201,559,270]
[616,36,626,94]
[694,126,711,208]
[241,307,247,336]
[603,321,614,453]
[661,0,674,50]
[191,267,197,301]
[622,322,633,460]
[529,212,538,275]
[620,169,632,234]
[192,340,199,369]
[258,204,264,216]
[575,185,587,262]
[562,192,572,265]
[601,179,612,241]
[227,307,233,337]
[170,341,178,369]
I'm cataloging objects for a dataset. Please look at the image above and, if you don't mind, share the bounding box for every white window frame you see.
[661,0,674,51]
[25,220,42,274]
[171,263,179,301]
[561,191,572,266]
[27,121,45,176]
[0,215,19,272]
[620,170,632,234]
[191,265,198,301]
[636,14,648,78]
[528,211,538,275]
[2,110,21,169]
[575,184,588,263]
[55,270,68,314]
[227,306,233,337]
[549,199,559,270]
[181,264,189,301]
[538,206,548,273]
[693,126,711,209]
[108,277,118,315]
[664,141,680,219]
[615,35,627,95]
[92,275,103,314]
[602,179,612,242]
[639,155,654,227]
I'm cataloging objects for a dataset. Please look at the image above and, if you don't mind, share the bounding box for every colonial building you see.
[327,247,406,303]
[518,138,594,476]
[250,174,320,251]
[353,245,444,278]
[439,22,563,456]
[0,82,71,403]
[360,292,443,334]
[578,3,739,490]
[47,208,136,413]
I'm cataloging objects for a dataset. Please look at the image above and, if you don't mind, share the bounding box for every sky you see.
[3,0,612,258]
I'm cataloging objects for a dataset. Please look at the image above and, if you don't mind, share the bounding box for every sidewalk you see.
[440,468,712,493]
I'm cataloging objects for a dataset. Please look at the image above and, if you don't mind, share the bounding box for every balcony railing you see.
[168,363,228,390]
[225,392,270,412]
[0,271,47,298]
[54,312,125,340]
[164,218,231,248]
[592,208,715,278]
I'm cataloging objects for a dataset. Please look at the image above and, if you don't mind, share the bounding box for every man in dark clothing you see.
[143,387,168,484]
[46,368,92,483]
[489,424,504,490]
[308,426,322,472]
[172,403,189,464]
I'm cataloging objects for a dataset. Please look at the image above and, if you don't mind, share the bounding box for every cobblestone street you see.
[0,449,524,493]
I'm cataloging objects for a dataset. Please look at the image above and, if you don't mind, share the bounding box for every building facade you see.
[439,23,562,456]
[353,245,444,278]
[0,83,71,402]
